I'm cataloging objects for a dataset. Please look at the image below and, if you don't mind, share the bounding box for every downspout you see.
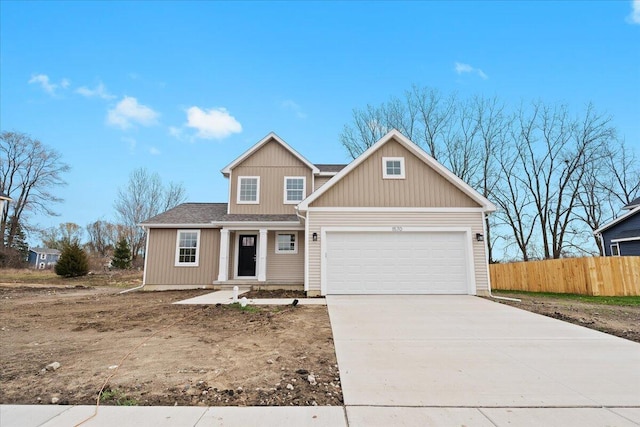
[120,225,150,294]
[483,212,521,303]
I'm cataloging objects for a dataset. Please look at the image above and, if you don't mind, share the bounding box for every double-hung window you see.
[610,243,620,256]
[237,176,260,204]
[382,157,405,179]
[175,230,200,266]
[284,177,306,203]
[275,232,298,254]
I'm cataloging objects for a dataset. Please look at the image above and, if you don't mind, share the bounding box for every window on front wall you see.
[175,230,200,266]
[40,253,46,260]
[275,232,297,254]
[610,243,620,256]
[284,177,306,203]
[382,157,405,179]
[237,176,260,204]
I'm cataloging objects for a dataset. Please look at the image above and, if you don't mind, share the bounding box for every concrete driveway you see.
[327,295,640,426]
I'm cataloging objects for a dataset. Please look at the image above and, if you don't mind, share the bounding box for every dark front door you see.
[238,234,257,277]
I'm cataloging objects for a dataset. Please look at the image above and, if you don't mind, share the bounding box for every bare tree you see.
[0,131,70,248]
[86,220,121,257]
[40,222,84,250]
[114,168,187,260]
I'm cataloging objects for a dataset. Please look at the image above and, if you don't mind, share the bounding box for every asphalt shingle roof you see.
[141,203,300,225]
[141,203,228,225]
[623,197,640,209]
[315,164,347,173]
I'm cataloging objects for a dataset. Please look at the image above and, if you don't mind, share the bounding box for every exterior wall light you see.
[476,233,484,242]
[312,232,318,242]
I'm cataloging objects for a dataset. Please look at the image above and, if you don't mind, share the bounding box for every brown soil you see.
[489,293,640,343]
[0,285,342,407]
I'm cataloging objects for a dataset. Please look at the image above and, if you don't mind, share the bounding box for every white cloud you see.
[121,136,137,153]
[28,74,70,95]
[281,99,307,119]
[628,0,640,24]
[454,62,489,80]
[185,106,242,140]
[76,82,115,100]
[107,96,159,129]
[149,147,161,155]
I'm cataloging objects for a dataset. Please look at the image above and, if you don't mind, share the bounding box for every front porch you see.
[215,225,305,289]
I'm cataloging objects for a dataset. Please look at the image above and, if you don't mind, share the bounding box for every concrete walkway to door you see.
[326,295,640,426]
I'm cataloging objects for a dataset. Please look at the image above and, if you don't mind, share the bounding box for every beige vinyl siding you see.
[306,211,488,293]
[266,231,304,282]
[145,228,219,286]
[313,176,332,191]
[311,139,480,208]
[229,140,313,214]
[228,232,236,278]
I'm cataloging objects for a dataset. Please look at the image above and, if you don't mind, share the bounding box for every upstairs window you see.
[610,243,620,256]
[237,176,260,204]
[276,232,298,254]
[284,177,306,203]
[382,157,405,179]
[175,230,200,266]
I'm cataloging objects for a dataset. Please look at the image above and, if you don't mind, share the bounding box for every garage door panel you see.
[326,231,469,294]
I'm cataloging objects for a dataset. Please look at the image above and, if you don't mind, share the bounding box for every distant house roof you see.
[623,196,640,210]
[594,206,640,234]
[140,203,300,227]
[29,248,61,255]
[314,164,347,173]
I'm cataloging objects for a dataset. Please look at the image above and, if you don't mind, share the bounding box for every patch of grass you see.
[100,388,138,406]
[227,302,261,313]
[494,290,640,306]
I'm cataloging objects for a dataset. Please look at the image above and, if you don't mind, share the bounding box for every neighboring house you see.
[141,130,496,296]
[594,200,640,256]
[28,248,61,269]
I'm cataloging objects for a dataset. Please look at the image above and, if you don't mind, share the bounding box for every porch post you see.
[217,229,229,282]
[258,229,267,282]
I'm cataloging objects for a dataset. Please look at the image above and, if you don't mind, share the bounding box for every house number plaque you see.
[392,226,403,232]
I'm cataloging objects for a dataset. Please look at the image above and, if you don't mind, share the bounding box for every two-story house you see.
[141,130,496,296]
[28,248,61,269]
[594,198,640,256]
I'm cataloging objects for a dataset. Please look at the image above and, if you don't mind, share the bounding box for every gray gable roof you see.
[315,164,347,173]
[623,196,640,210]
[141,203,228,225]
[141,203,300,226]
[30,248,61,255]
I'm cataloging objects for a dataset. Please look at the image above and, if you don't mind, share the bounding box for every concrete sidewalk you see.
[0,405,348,427]
[173,290,326,305]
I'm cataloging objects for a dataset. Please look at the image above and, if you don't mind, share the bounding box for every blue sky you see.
[1,1,639,244]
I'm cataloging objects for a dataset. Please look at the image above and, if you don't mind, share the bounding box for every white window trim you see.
[40,253,46,260]
[175,229,201,267]
[275,232,298,254]
[382,157,405,179]
[237,176,260,204]
[283,176,306,204]
[610,243,620,256]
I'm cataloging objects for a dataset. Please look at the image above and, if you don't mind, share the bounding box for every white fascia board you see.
[298,129,496,212]
[306,207,487,213]
[212,221,303,229]
[139,223,221,229]
[611,236,640,243]
[316,172,338,177]
[593,206,640,234]
[221,132,319,176]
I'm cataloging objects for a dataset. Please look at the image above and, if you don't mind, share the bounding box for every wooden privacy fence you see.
[489,256,640,296]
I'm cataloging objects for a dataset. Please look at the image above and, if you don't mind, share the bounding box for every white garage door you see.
[325,231,470,294]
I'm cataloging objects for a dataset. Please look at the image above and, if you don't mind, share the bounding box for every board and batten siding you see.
[306,211,489,294]
[145,228,220,286]
[266,231,304,283]
[313,176,332,191]
[310,139,480,208]
[229,139,313,215]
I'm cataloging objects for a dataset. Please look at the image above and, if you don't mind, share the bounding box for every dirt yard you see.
[0,285,342,407]
[490,292,640,343]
